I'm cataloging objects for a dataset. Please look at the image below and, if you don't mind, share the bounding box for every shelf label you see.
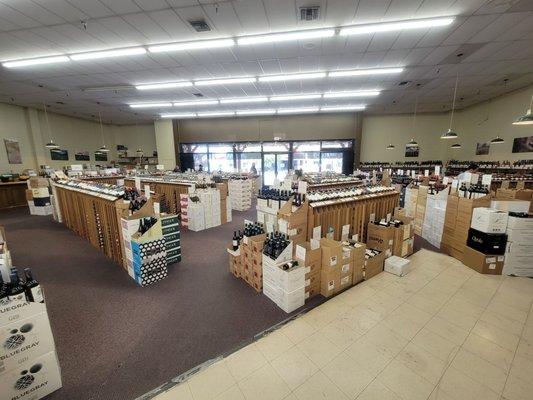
[312,226,321,240]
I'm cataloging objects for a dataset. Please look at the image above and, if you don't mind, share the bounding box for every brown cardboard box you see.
[340,260,353,278]
[277,198,309,228]
[25,189,33,201]
[364,250,386,280]
[28,177,48,188]
[366,223,394,256]
[305,273,320,292]
[306,280,320,300]
[247,233,267,253]
[392,216,414,257]
[350,242,366,285]
[220,199,227,224]
[296,242,321,266]
[216,182,228,199]
[320,238,343,273]
[462,246,504,275]
[320,268,340,298]
[338,274,353,293]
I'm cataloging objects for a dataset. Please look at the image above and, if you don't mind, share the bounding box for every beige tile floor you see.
[152,249,533,400]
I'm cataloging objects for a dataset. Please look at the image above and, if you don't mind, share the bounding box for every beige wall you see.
[361,85,533,162]
[0,102,156,173]
[176,113,359,143]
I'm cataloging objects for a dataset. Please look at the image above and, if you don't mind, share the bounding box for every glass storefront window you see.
[321,140,352,149]
[209,153,234,172]
[193,154,208,171]
[262,142,290,152]
[208,143,234,153]
[321,152,343,173]
[192,144,208,153]
[236,143,262,153]
[293,152,320,172]
[238,153,261,174]
[293,141,320,152]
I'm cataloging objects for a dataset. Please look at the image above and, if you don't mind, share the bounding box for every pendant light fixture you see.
[386,143,395,150]
[441,70,460,139]
[98,112,110,152]
[406,89,419,147]
[43,103,60,149]
[490,135,505,144]
[451,143,461,149]
[513,95,533,125]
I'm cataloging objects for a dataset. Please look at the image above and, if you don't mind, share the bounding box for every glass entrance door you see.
[263,153,289,186]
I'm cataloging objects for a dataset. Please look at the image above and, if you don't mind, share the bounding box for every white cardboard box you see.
[491,200,530,213]
[471,207,508,234]
[506,215,533,230]
[0,297,48,326]
[384,256,411,277]
[0,350,62,400]
[506,228,533,244]
[506,242,533,256]
[0,312,56,373]
[262,263,305,292]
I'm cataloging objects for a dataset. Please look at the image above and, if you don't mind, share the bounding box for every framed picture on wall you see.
[476,142,490,155]
[4,139,22,164]
[95,152,108,161]
[405,144,419,157]
[50,149,68,160]
[75,150,90,161]
[512,136,533,153]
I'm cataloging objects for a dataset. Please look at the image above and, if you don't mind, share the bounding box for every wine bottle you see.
[232,231,238,251]
[23,268,44,303]
[9,270,25,298]
[0,274,8,302]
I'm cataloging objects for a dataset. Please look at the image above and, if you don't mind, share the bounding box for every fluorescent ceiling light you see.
[320,105,365,111]
[129,103,172,108]
[323,90,380,98]
[270,94,322,101]
[220,97,268,104]
[329,67,403,77]
[149,39,234,53]
[194,77,256,86]
[277,107,319,114]
[340,17,454,36]
[236,109,276,115]
[173,100,219,107]
[259,72,326,82]
[238,29,335,45]
[161,113,196,118]
[135,81,193,90]
[2,55,70,68]
[197,111,236,117]
[70,47,146,61]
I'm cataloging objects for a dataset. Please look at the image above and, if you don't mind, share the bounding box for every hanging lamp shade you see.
[513,109,533,125]
[441,128,458,139]
[136,148,144,155]
[451,143,461,149]
[45,140,60,149]
[99,144,110,152]
[406,138,418,147]
[490,135,505,144]
[386,143,395,150]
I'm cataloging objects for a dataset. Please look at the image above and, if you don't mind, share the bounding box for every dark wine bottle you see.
[23,268,44,303]
[232,231,238,251]
[9,271,25,298]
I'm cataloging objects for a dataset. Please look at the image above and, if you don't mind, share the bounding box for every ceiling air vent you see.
[193,93,204,97]
[189,20,211,32]
[299,7,320,21]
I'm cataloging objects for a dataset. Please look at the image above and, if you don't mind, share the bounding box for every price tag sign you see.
[435,165,441,176]
[310,238,320,250]
[144,184,150,199]
[369,213,376,223]
[351,234,359,242]
[341,224,350,241]
[296,245,306,261]
[312,226,321,240]
[424,169,429,177]
[156,164,165,171]
[481,174,492,186]
[297,181,308,194]
[134,177,141,190]
[411,170,416,178]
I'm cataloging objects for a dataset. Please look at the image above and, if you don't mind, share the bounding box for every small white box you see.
[384,256,411,277]
[506,215,533,230]
[491,200,530,213]
[277,286,305,313]
[471,207,508,233]
[0,312,56,373]
[0,351,62,399]
[0,298,48,326]
[506,228,533,244]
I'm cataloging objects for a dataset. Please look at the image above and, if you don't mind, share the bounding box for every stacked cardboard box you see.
[241,233,267,292]
[404,187,418,218]
[0,226,11,278]
[0,295,62,399]
[278,198,308,250]
[197,188,221,229]
[441,194,491,261]
[366,223,394,258]
[263,242,305,313]
[319,238,343,297]
[503,214,533,277]
[187,201,205,231]
[131,222,168,287]
[179,194,189,229]
[295,242,321,300]
[26,178,54,216]
[413,186,429,235]
[364,249,386,280]
[392,216,415,258]
[227,246,242,278]
[495,189,533,213]
[161,215,181,264]
[228,178,253,211]
[257,197,286,232]
[217,183,232,224]
[421,190,448,248]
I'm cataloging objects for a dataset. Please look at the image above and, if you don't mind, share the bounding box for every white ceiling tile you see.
[442,14,499,45]
[414,0,456,17]
[232,0,270,34]
[99,0,141,14]
[122,13,172,43]
[495,12,533,41]
[391,30,427,50]
[80,21,134,48]
[1,0,65,25]
[174,6,214,34]
[259,59,282,74]
[8,30,62,53]
[62,0,114,19]
[367,31,399,52]
[52,24,107,51]
[354,0,393,23]
[148,9,191,40]
[323,0,358,26]
[0,3,41,28]
[385,0,424,20]
[263,0,297,32]
[468,12,530,43]
[32,0,88,22]
[97,16,150,43]
[202,2,242,36]
[133,0,169,12]
[381,48,410,65]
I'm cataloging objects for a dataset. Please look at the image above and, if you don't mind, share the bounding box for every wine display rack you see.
[124,178,191,215]
[81,176,124,185]
[54,183,124,266]
[307,190,400,242]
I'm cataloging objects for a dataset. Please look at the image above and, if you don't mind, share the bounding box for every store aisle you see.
[152,249,533,400]
[0,206,322,400]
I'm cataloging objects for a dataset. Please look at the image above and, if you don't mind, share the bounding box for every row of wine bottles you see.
[364,249,382,260]
[138,217,158,235]
[306,185,394,202]
[372,219,405,228]
[0,267,43,303]
[123,187,147,212]
[263,232,290,260]
[231,222,266,250]
[258,188,294,202]
[458,183,490,199]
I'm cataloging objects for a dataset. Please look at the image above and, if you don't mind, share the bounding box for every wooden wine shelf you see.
[307,191,400,242]
[54,183,124,266]
[0,181,27,209]
[124,178,191,215]
[80,176,124,185]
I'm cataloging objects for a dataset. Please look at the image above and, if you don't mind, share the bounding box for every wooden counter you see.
[307,190,400,242]
[0,181,28,209]
[124,178,191,215]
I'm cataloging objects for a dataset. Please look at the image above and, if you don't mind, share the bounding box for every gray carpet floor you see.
[0,205,324,400]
